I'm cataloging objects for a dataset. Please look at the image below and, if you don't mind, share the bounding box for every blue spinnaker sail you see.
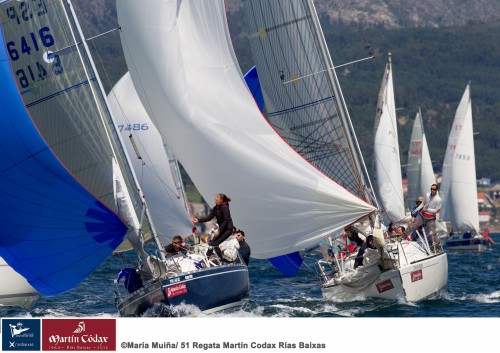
[244,66,303,276]
[268,252,303,277]
[0,25,128,295]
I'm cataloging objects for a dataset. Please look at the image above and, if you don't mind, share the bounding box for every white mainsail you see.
[373,56,405,223]
[440,84,479,234]
[242,0,371,202]
[117,0,375,259]
[107,72,193,245]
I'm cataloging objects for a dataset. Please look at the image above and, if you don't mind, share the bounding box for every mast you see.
[64,0,166,260]
[305,0,377,207]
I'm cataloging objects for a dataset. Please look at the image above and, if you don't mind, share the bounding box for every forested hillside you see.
[73,1,500,182]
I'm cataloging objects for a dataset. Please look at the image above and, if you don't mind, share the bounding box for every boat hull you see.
[445,234,490,251]
[117,264,249,317]
[0,257,39,308]
[322,252,448,302]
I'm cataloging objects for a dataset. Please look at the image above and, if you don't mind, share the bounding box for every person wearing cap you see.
[408,196,424,240]
[236,230,251,266]
[411,196,425,219]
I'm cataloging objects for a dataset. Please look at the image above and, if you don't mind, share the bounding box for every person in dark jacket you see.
[236,230,251,266]
[344,225,367,269]
[163,235,187,255]
[192,193,234,259]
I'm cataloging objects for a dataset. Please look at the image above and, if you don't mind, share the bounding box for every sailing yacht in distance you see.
[407,109,436,210]
[407,109,448,237]
[441,84,490,251]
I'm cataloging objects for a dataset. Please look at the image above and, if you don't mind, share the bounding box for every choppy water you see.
[1,234,499,318]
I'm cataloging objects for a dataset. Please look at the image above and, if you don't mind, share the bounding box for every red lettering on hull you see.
[375,279,394,293]
[166,283,187,298]
[411,269,423,282]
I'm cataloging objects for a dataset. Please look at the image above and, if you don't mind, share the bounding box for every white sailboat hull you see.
[0,257,39,308]
[321,243,448,302]
[445,234,490,251]
[399,252,448,301]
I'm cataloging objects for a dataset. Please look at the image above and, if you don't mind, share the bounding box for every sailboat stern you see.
[399,252,448,301]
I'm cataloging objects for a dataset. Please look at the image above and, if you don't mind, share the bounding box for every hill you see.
[72,0,500,182]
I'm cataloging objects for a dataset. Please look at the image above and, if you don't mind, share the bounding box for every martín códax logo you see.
[42,319,116,351]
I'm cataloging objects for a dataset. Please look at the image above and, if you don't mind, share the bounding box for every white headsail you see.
[107,72,194,245]
[373,56,405,223]
[117,0,375,259]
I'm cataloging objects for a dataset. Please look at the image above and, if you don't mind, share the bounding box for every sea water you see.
[1,234,498,318]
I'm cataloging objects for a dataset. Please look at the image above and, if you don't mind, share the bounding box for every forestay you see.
[117,0,375,259]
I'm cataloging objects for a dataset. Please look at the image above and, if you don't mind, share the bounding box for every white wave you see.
[471,290,500,304]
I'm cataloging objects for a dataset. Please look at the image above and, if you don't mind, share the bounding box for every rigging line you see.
[76,15,183,202]
[113,34,184,202]
[50,27,121,54]
[281,56,374,85]
[307,0,374,205]
[249,3,362,195]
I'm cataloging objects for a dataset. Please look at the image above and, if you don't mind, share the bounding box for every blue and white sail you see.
[0,0,145,295]
[117,0,376,260]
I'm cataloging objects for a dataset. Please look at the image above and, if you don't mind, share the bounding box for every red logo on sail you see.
[166,283,187,298]
[375,279,394,293]
[411,269,423,282]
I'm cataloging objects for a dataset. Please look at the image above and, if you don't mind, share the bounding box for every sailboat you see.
[441,84,489,251]
[0,0,248,317]
[407,109,448,237]
[117,0,375,260]
[117,0,447,303]
[108,73,250,316]
[0,23,40,308]
[373,54,406,225]
[0,0,135,301]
